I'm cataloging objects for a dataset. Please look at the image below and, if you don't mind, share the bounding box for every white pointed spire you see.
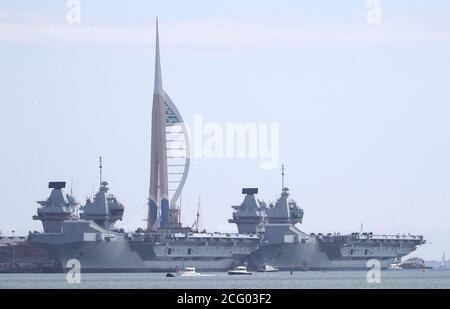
[148,17,169,230]
[154,17,163,95]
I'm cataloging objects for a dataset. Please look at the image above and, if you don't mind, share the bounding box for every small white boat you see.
[178,267,201,277]
[388,258,402,270]
[228,265,253,275]
[388,263,401,270]
[257,264,279,272]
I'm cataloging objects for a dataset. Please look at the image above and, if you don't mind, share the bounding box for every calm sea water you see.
[1,269,449,289]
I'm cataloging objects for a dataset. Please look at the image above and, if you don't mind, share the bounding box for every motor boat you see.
[257,264,279,272]
[228,265,253,275]
[178,267,201,277]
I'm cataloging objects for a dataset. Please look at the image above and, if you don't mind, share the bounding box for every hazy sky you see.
[1,0,449,260]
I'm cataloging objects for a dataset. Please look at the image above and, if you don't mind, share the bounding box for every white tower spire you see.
[154,17,163,96]
[148,17,169,230]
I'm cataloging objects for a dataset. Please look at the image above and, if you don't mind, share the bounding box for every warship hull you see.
[29,222,259,272]
[37,241,238,272]
[249,224,424,271]
[250,242,400,271]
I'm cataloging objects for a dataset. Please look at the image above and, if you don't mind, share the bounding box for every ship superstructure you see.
[79,157,125,230]
[228,188,266,234]
[33,182,78,233]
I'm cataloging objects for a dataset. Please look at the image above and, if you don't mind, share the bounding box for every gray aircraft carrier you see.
[26,19,424,272]
[231,185,424,271]
[28,181,259,272]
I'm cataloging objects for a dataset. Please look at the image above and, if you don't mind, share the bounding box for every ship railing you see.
[351,233,423,241]
[180,232,260,240]
[319,233,423,242]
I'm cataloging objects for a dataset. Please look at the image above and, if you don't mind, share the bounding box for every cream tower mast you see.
[148,18,169,230]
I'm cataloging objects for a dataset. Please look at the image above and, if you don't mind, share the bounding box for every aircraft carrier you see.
[25,19,425,272]
[230,184,425,271]
[28,181,259,272]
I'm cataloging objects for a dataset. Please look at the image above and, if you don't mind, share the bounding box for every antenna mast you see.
[192,195,201,232]
[99,156,103,186]
[442,252,446,268]
[281,164,285,190]
[196,195,200,232]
